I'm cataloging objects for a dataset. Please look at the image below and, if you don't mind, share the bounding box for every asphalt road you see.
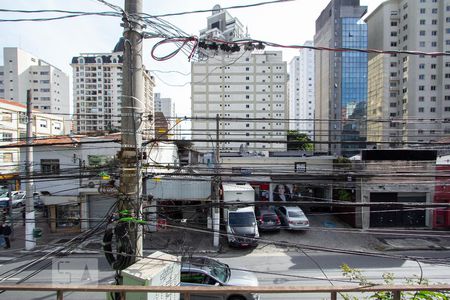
[0,250,449,300]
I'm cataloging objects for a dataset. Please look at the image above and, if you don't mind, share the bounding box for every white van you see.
[226,207,259,248]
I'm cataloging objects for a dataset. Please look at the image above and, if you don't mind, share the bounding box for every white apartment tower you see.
[366,0,450,147]
[154,93,175,123]
[0,47,70,132]
[191,50,288,153]
[71,39,155,135]
[192,6,287,153]
[289,41,315,137]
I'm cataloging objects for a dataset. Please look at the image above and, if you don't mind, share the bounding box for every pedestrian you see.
[2,223,11,249]
[0,223,5,248]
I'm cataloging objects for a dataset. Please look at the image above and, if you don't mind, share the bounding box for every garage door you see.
[88,195,116,229]
[370,192,426,228]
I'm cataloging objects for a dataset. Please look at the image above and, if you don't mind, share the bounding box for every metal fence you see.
[0,283,449,300]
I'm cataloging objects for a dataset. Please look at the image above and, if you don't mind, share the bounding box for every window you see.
[1,153,12,163]
[391,21,397,26]
[41,159,60,174]
[1,112,12,122]
[418,107,424,113]
[432,31,437,36]
[420,20,426,25]
[420,8,426,14]
[56,204,80,228]
[432,8,438,14]
[1,132,13,142]
[419,63,425,69]
[419,74,425,80]
[445,107,450,112]
[419,96,424,102]
[431,107,436,112]
[419,86,425,91]
[420,30,426,36]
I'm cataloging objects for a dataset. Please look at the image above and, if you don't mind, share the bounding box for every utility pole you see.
[119,0,144,260]
[25,89,35,250]
[212,114,221,247]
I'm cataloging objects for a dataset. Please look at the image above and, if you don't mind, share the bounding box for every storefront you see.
[41,195,81,233]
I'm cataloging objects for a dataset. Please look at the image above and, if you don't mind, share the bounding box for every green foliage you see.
[340,264,450,300]
[287,130,313,151]
[335,189,353,201]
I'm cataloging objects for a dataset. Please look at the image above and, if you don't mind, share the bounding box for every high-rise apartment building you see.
[0,47,70,132]
[71,39,155,135]
[314,0,368,156]
[191,50,288,153]
[192,6,288,153]
[289,41,315,137]
[154,93,175,123]
[366,0,450,148]
[199,4,248,42]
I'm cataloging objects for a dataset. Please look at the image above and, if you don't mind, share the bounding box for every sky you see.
[0,0,386,119]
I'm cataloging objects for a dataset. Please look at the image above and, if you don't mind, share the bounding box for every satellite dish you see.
[88,181,96,188]
[212,4,221,15]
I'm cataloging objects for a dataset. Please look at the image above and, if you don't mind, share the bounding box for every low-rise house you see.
[0,98,64,188]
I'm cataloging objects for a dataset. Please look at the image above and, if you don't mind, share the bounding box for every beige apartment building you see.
[366,0,450,148]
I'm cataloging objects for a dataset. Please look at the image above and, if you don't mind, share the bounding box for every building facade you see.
[0,47,70,132]
[289,41,315,137]
[366,0,450,148]
[0,98,65,175]
[71,40,155,135]
[314,0,368,156]
[191,50,288,153]
[199,4,248,42]
[154,93,175,124]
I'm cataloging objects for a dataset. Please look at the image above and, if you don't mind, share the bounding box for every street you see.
[1,250,449,300]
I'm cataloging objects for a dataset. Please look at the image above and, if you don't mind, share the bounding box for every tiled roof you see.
[0,98,27,109]
[8,135,80,147]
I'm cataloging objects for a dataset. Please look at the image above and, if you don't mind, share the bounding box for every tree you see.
[340,264,450,300]
[287,130,313,151]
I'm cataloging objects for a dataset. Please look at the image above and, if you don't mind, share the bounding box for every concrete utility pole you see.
[212,114,221,247]
[119,0,144,259]
[25,89,35,250]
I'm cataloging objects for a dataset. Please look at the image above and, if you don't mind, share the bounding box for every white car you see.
[276,206,309,230]
[0,191,26,208]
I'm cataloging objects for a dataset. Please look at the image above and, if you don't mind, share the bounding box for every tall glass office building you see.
[341,18,368,155]
[314,0,368,157]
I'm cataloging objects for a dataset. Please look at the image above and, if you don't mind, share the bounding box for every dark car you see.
[255,207,281,232]
[181,256,259,300]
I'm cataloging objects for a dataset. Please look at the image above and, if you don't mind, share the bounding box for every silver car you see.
[276,206,309,230]
[181,256,259,300]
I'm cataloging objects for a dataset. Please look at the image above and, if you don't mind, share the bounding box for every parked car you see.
[11,191,26,208]
[0,191,26,208]
[275,206,309,230]
[255,207,281,232]
[0,192,10,208]
[226,207,259,248]
[181,256,259,300]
